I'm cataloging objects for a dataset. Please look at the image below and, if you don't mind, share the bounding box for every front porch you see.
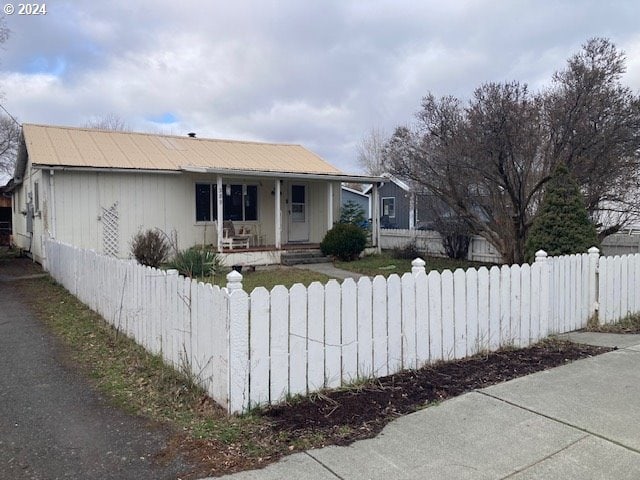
[218,243,324,267]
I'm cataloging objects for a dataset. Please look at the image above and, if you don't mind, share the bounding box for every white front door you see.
[288,184,309,242]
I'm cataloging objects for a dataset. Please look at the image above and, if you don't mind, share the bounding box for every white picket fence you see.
[44,240,640,414]
[380,228,503,263]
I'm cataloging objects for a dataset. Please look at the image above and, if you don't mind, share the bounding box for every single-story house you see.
[10,124,383,265]
[340,185,371,220]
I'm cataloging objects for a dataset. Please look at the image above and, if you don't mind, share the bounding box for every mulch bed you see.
[180,339,611,478]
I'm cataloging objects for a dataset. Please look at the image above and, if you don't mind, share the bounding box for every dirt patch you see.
[0,250,44,279]
[177,340,610,478]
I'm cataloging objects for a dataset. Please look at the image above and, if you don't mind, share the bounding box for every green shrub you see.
[525,163,600,262]
[166,246,221,278]
[130,228,171,268]
[339,200,366,227]
[320,223,367,261]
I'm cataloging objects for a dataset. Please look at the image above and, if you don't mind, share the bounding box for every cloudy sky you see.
[1,0,639,178]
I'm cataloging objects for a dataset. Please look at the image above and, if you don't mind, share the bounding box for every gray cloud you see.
[1,0,639,177]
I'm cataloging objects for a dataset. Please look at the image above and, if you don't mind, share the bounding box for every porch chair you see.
[222,220,250,250]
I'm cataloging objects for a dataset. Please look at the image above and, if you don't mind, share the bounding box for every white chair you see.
[222,220,250,250]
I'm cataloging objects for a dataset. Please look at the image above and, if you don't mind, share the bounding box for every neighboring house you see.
[0,181,11,245]
[10,124,383,264]
[365,174,439,230]
[340,185,371,219]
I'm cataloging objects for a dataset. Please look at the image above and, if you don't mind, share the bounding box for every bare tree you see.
[84,113,130,131]
[386,83,548,264]
[544,38,640,237]
[357,127,388,175]
[0,114,20,179]
[385,38,640,264]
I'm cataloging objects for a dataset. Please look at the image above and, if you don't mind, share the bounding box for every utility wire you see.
[0,103,20,126]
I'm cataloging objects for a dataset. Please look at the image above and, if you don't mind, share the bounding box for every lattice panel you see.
[101,202,119,257]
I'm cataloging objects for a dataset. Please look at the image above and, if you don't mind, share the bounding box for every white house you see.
[10,124,383,265]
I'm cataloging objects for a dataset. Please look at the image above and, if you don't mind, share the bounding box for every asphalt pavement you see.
[213,332,640,479]
[0,271,190,479]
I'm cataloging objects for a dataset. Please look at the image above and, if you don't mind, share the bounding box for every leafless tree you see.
[0,114,20,179]
[544,38,640,237]
[357,127,388,175]
[83,113,130,131]
[385,38,640,264]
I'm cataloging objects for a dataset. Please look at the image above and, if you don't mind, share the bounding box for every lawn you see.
[192,253,495,291]
[200,266,332,292]
[335,252,496,277]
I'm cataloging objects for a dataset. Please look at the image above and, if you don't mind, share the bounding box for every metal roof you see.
[22,123,346,176]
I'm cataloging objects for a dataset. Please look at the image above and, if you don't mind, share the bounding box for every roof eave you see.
[181,166,383,183]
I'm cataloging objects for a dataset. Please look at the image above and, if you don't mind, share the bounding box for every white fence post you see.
[412,257,426,276]
[226,270,243,291]
[588,246,600,323]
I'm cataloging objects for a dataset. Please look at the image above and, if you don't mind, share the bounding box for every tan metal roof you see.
[22,123,343,175]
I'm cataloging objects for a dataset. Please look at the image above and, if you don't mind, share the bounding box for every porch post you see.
[216,175,223,251]
[275,179,282,249]
[409,193,415,230]
[372,182,381,253]
[327,182,334,230]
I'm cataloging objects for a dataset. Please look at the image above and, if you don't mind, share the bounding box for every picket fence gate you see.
[44,240,640,414]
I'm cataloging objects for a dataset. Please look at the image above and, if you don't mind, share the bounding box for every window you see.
[382,197,395,218]
[195,183,258,222]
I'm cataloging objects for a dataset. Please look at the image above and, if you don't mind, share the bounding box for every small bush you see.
[130,229,171,267]
[320,223,367,261]
[166,246,221,278]
[391,241,420,259]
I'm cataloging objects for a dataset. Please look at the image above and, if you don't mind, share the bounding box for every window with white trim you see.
[382,197,395,218]
[195,183,258,222]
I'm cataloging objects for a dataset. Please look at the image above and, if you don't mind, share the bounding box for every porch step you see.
[281,249,330,266]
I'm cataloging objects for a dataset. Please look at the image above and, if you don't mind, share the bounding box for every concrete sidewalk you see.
[213,332,640,479]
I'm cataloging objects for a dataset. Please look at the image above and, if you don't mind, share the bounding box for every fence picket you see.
[324,280,342,389]
[341,278,358,383]
[372,275,388,376]
[477,267,490,352]
[307,282,325,391]
[500,265,511,346]
[270,285,289,402]
[441,270,454,360]
[520,264,531,347]
[453,269,466,359]
[401,273,417,369]
[510,265,521,347]
[427,271,442,362]
[289,283,308,397]
[414,271,429,366]
[356,277,373,377]
[387,275,403,373]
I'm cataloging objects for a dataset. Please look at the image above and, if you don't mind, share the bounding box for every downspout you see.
[49,169,57,239]
[327,182,334,230]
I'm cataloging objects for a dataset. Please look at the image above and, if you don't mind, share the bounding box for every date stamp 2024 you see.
[4,3,47,15]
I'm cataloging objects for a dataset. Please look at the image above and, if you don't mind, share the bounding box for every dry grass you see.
[586,313,640,334]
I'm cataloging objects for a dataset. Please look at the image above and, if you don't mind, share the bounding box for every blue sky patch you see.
[25,56,67,76]
[149,112,178,124]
